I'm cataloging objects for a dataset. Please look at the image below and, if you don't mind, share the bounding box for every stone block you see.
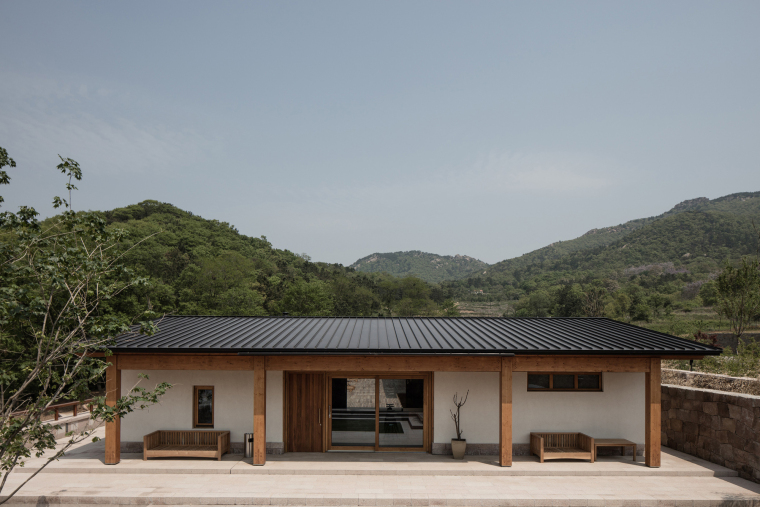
[684,421,699,435]
[686,389,697,400]
[728,404,743,420]
[720,443,735,461]
[716,430,729,444]
[703,402,718,415]
[741,407,754,426]
[721,417,736,433]
[718,402,731,417]
[671,419,683,432]
[678,409,691,421]
[662,399,671,411]
[736,422,754,440]
[727,431,746,449]
[711,415,722,430]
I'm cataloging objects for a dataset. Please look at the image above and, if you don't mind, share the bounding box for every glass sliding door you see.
[329,377,377,449]
[378,378,424,449]
[327,374,428,452]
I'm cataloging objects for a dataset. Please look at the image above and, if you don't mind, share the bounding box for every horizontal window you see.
[527,373,602,391]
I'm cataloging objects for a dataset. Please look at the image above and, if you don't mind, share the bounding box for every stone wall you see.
[662,384,760,483]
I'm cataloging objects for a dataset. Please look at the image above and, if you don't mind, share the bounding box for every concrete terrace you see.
[4,428,760,506]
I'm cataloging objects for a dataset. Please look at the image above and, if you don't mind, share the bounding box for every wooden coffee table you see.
[593,438,637,461]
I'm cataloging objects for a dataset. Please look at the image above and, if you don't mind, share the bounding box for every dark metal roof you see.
[112,316,722,356]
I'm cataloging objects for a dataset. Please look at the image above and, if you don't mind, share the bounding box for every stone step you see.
[2,496,758,506]
[14,466,739,476]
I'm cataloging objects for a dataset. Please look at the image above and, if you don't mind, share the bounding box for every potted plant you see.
[450,390,468,459]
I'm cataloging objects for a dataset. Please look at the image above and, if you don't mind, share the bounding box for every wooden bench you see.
[530,432,594,463]
[143,430,230,461]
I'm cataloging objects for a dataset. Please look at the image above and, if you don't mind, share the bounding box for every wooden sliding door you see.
[285,372,325,452]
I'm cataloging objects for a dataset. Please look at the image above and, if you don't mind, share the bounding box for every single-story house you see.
[104,316,720,467]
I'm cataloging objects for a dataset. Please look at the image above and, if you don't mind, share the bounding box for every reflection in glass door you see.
[378,379,424,449]
[330,378,376,448]
[328,375,427,451]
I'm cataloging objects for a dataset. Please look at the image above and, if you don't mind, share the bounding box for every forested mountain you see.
[480,192,760,280]
[445,191,760,327]
[350,251,488,283]
[96,201,458,318]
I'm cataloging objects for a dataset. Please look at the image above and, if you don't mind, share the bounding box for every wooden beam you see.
[499,356,513,467]
[253,356,267,465]
[105,355,121,465]
[118,354,253,371]
[115,353,667,373]
[513,356,650,373]
[266,355,500,372]
[645,357,661,467]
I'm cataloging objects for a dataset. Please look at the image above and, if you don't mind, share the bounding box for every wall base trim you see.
[431,443,531,456]
[431,442,643,456]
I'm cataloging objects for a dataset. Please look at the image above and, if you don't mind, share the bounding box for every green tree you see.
[281,279,335,316]
[699,281,718,306]
[715,258,760,338]
[0,150,171,502]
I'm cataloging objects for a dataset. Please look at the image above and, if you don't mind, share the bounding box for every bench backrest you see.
[532,432,581,448]
[158,430,228,446]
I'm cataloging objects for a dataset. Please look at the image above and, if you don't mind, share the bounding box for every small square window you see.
[578,374,601,390]
[527,374,550,389]
[194,386,214,428]
[552,374,575,390]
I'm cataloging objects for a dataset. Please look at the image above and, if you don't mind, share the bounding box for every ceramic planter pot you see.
[451,439,466,460]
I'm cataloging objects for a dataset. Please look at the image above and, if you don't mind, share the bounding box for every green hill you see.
[446,191,760,328]
[350,251,488,283]
[479,192,760,284]
[97,201,455,318]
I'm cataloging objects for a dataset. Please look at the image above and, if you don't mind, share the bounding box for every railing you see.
[40,399,95,422]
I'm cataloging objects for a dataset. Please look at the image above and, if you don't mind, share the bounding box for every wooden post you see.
[253,356,267,465]
[499,356,513,467]
[645,357,661,467]
[105,355,121,465]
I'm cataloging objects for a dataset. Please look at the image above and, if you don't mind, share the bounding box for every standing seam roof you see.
[112,316,722,356]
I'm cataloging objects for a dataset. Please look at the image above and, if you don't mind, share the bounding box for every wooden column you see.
[105,355,121,465]
[253,356,267,465]
[499,356,513,467]
[645,357,661,467]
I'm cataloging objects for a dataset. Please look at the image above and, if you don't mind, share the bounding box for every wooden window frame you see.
[193,385,215,428]
[527,372,603,392]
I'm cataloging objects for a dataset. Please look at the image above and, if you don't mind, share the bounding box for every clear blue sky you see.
[1,1,758,265]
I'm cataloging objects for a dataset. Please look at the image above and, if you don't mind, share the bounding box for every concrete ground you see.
[3,428,760,506]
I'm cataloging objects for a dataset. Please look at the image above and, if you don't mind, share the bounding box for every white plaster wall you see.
[513,372,645,444]
[434,371,645,445]
[120,370,284,443]
[434,372,500,443]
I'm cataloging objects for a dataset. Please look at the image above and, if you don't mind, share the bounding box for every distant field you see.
[456,300,513,317]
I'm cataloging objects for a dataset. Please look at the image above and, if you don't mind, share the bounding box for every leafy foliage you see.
[0,148,171,502]
[96,202,456,318]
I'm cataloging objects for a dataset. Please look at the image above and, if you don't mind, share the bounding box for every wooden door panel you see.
[286,373,324,452]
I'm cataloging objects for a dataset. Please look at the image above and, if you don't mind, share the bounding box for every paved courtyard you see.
[3,427,760,506]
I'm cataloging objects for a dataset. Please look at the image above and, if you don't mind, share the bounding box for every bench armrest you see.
[530,433,544,457]
[144,430,162,452]
[577,433,594,452]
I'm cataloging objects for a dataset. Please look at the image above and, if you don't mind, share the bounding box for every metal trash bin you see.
[244,433,254,458]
